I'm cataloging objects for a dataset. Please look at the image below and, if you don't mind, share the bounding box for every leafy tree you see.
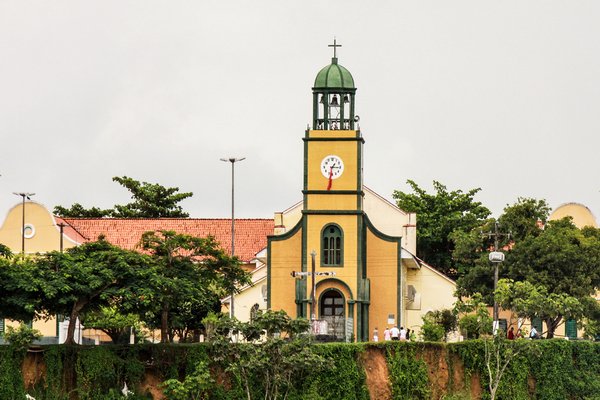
[495,279,596,339]
[455,198,551,302]
[205,310,328,400]
[3,324,42,350]
[54,176,193,218]
[393,180,491,278]
[497,197,550,241]
[454,293,493,339]
[0,243,13,258]
[111,176,192,218]
[83,306,143,344]
[53,203,113,218]
[34,238,151,344]
[483,335,532,400]
[139,230,250,343]
[420,309,457,341]
[0,256,47,322]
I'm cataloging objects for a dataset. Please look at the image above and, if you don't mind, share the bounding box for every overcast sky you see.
[1,1,599,222]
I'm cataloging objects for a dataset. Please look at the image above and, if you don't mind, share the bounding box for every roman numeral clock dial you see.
[320,155,344,190]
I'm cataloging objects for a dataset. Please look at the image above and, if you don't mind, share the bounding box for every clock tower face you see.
[320,155,344,179]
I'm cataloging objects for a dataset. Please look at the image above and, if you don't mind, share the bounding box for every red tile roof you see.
[61,218,274,262]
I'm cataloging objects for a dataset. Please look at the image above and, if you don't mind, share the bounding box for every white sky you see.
[1,1,599,220]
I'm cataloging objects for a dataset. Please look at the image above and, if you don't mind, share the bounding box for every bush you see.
[4,324,42,349]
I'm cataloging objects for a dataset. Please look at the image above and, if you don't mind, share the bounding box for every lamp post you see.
[13,192,35,254]
[487,221,508,335]
[220,157,245,318]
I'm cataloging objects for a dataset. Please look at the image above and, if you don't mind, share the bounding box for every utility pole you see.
[57,222,66,252]
[486,221,510,335]
[13,192,35,254]
[220,157,245,319]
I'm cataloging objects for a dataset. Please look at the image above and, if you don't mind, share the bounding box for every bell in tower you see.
[312,39,357,131]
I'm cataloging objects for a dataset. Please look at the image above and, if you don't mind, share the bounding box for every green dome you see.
[313,58,355,89]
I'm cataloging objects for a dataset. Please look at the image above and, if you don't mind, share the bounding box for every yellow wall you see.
[366,229,400,334]
[269,227,303,315]
[405,265,457,337]
[0,202,76,254]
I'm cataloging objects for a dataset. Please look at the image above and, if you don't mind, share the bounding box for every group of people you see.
[507,326,539,339]
[372,325,411,342]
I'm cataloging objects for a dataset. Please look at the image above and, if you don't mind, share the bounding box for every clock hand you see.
[327,167,333,191]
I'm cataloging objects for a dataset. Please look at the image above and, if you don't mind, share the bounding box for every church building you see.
[266,44,456,342]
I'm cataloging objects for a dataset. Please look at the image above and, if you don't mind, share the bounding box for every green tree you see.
[34,238,151,344]
[139,230,250,343]
[455,198,551,302]
[53,203,113,218]
[454,293,493,339]
[111,176,192,218]
[393,180,491,278]
[83,306,143,344]
[0,256,47,323]
[420,309,457,341]
[54,176,193,218]
[495,279,596,339]
[204,310,328,400]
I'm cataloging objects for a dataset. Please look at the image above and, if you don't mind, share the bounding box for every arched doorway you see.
[319,289,346,340]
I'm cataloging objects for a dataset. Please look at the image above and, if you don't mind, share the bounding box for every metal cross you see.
[328,38,342,58]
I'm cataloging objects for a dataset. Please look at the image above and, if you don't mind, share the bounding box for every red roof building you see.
[61,218,274,263]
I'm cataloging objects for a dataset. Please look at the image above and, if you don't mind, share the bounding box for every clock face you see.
[320,155,344,179]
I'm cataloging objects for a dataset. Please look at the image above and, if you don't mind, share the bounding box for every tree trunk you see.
[65,300,86,345]
[161,303,169,343]
[545,317,561,339]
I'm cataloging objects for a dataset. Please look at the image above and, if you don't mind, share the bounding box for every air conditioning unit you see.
[261,285,268,303]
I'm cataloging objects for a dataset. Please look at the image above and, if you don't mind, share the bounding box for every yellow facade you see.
[267,53,457,342]
[0,202,76,338]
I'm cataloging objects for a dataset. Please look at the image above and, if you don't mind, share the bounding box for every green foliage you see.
[0,347,26,399]
[0,255,46,322]
[54,176,193,218]
[454,294,493,339]
[84,306,143,344]
[162,361,214,400]
[497,197,550,241]
[4,323,42,349]
[0,242,13,258]
[455,197,550,302]
[393,179,491,278]
[34,238,151,344]
[140,230,250,343]
[386,342,431,399]
[502,218,600,337]
[301,344,370,400]
[207,310,330,400]
[496,279,587,339]
[421,318,445,342]
[421,309,458,341]
[53,203,112,218]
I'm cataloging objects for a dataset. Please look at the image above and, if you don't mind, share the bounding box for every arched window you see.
[322,224,343,266]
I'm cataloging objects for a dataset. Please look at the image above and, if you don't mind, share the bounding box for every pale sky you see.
[1,1,599,221]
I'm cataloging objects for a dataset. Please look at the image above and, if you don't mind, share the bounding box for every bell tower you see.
[312,39,357,131]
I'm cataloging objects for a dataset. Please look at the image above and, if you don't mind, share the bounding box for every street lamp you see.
[220,157,245,318]
[13,192,35,254]
[487,221,508,335]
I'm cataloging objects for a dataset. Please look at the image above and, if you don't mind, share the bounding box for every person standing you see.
[373,327,379,342]
[383,327,391,341]
[399,326,407,341]
[390,325,400,340]
[507,326,515,340]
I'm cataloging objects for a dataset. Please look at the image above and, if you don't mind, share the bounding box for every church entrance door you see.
[320,289,345,340]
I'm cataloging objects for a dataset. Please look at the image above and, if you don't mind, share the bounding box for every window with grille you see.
[565,319,577,339]
[322,224,343,266]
